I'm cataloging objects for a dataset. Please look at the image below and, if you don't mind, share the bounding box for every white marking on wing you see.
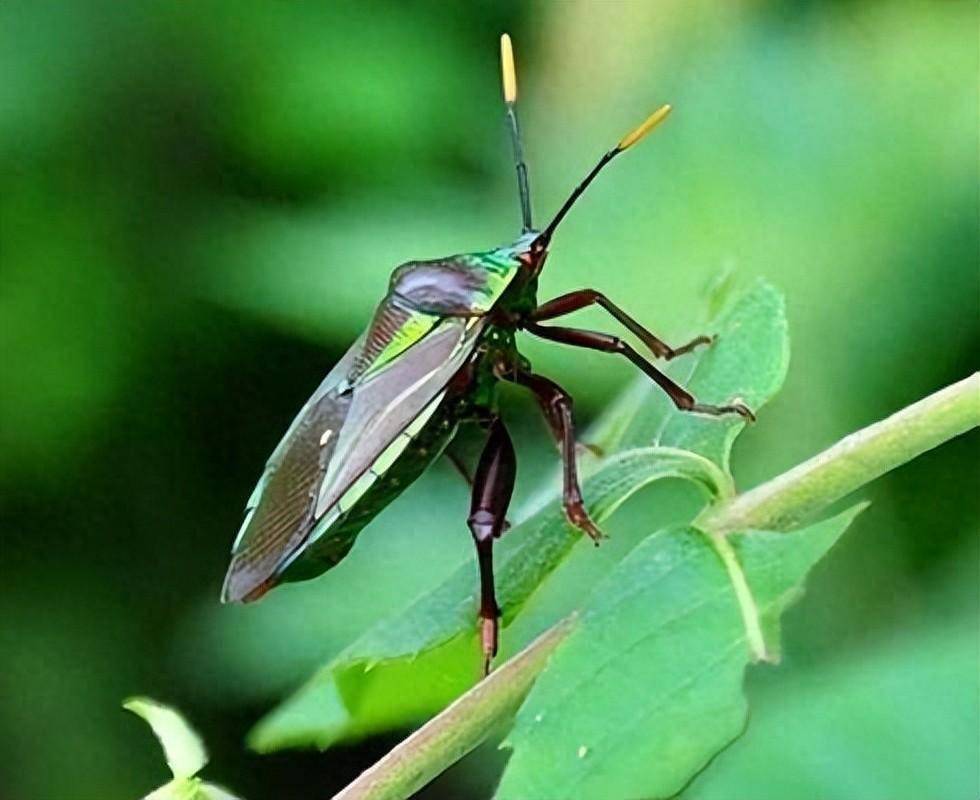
[311,390,447,532]
[315,326,467,517]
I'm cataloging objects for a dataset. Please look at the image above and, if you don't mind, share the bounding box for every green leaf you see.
[126,697,246,800]
[656,282,788,471]
[123,697,207,780]
[494,505,864,800]
[680,617,979,800]
[249,447,728,752]
[608,277,789,469]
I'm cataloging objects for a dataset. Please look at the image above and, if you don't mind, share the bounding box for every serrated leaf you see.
[494,505,864,800]
[250,447,728,752]
[603,278,789,469]
[732,502,869,660]
[124,697,208,780]
[681,618,978,800]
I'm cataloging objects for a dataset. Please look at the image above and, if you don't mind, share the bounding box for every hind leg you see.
[467,416,517,675]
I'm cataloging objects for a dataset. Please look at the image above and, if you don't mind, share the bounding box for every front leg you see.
[529,289,711,360]
[526,322,754,421]
[501,368,603,544]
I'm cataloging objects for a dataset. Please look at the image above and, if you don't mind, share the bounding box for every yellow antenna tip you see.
[617,104,672,151]
[500,33,518,104]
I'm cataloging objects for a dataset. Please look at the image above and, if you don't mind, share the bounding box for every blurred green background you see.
[1,1,977,798]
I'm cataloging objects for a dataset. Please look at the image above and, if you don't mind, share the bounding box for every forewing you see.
[221,337,363,602]
[222,319,484,602]
[314,316,483,519]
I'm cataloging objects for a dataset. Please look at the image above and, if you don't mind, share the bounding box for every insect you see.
[221,34,753,673]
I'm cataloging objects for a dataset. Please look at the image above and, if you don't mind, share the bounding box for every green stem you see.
[699,373,979,535]
[332,618,575,800]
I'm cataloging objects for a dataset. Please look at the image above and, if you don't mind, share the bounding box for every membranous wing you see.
[221,313,486,602]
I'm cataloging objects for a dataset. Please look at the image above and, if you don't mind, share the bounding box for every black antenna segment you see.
[535,104,672,249]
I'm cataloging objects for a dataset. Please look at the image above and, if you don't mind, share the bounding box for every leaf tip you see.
[123,696,208,779]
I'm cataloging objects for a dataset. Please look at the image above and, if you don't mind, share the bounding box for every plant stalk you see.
[699,373,979,535]
[331,618,575,800]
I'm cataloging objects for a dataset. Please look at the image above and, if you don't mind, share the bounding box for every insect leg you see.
[448,424,515,530]
[468,416,517,675]
[529,289,711,360]
[525,322,755,420]
[504,369,604,543]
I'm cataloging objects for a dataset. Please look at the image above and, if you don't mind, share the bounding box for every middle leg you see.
[501,368,603,543]
[529,289,711,360]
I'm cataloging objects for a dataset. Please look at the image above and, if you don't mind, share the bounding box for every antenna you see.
[534,104,672,249]
[500,34,533,232]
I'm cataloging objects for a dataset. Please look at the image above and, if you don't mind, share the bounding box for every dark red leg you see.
[529,289,711,360]
[526,322,755,421]
[468,417,517,675]
[504,369,603,544]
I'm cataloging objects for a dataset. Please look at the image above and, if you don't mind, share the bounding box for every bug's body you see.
[222,36,752,671]
[222,239,537,602]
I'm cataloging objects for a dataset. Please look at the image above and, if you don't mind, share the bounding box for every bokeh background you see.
[2,2,977,798]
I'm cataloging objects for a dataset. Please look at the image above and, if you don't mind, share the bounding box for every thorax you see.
[353,248,534,383]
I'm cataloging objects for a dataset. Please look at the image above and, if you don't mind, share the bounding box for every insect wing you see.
[313,316,481,520]
[222,319,483,602]
[221,336,365,603]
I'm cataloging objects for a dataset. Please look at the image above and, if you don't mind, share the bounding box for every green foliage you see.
[608,278,788,465]
[323,346,974,800]
[251,280,792,771]
[681,617,980,800]
[124,698,208,780]
[250,447,730,751]
[495,507,863,799]
[124,698,243,800]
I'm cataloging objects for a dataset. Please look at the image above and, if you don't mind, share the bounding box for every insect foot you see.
[481,616,499,677]
[732,401,756,422]
[576,441,605,459]
[566,503,605,546]
[691,399,755,422]
[665,333,714,360]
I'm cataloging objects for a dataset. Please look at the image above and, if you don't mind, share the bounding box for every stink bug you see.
[222,34,753,673]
